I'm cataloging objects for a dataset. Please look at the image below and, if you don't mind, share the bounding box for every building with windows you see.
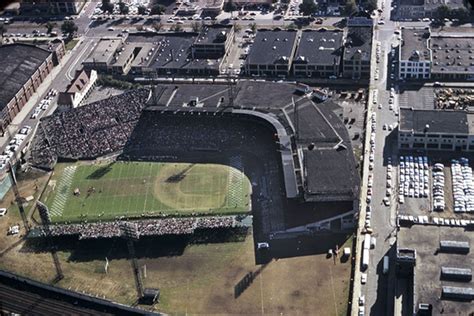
[342,23,372,79]
[292,29,343,78]
[20,0,85,14]
[0,43,63,136]
[398,108,474,151]
[57,69,97,112]
[244,29,298,77]
[397,0,465,20]
[192,25,234,59]
[399,27,431,80]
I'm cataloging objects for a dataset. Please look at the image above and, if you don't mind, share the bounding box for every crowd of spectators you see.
[29,89,151,169]
[123,110,278,157]
[38,216,238,239]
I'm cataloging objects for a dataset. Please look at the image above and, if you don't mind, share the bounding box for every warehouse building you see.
[20,0,86,14]
[399,27,431,80]
[244,29,298,77]
[342,22,372,79]
[292,29,343,78]
[398,108,474,151]
[0,43,63,136]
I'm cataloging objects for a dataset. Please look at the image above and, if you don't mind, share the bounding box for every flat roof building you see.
[399,27,431,80]
[192,25,234,59]
[244,29,298,77]
[20,0,85,14]
[398,108,474,151]
[342,24,372,79]
[293,29,343,78]
[430,35,474,80]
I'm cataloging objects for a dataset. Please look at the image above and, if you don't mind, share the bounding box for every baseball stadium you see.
[30,81,360,257]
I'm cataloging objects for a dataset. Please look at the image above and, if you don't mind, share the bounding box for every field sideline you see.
[42,161,251,223]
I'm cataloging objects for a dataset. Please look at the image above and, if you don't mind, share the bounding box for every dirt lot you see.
[0,230,352,315]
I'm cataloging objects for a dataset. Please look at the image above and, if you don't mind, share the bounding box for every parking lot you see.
[397,153,474,220]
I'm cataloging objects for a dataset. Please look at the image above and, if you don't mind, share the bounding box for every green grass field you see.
[42,161,251,223]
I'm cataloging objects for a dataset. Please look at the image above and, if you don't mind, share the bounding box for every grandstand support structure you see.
[120,223,144,300]
[8,162,30,233]
[36,201,64,282]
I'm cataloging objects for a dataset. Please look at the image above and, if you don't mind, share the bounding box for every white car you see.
[361,273,367,284]
[8,225,19,235]
[383,197,390,206]
[0,208,7,216]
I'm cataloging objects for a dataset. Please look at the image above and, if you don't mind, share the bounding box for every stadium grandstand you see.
[29,80,359,255]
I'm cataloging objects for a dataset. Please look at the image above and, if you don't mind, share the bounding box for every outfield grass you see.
[42,161,251,223]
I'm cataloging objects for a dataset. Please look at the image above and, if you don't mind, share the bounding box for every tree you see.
[434,4,451,20]
[343,0,358,15]
[150,4,166,15]
[137,5,147,15]
[451,7,470,22]
[152,22,163,32]
[191,22,202,32]
[286,23,296,30]
[299,0,318,16]
[46,21,56,34]
[364,0,377,12]
[61,20,78,39]
[224,0,237,13]
[171,24,183,32]
[233,22,242,33]
[0,23,6,44]
[249,22,257,33]
[101,0,114,13]
[118,1,129,14]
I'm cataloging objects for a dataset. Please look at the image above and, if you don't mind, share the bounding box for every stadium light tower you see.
[120,222,144,301]
[8,162,30,233]
[36,201,64,282]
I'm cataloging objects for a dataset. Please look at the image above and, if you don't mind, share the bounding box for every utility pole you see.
[8,162,30,233]
[37,201,64,282]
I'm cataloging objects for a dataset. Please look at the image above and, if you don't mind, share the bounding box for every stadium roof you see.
[399,108,470,134]
[400,27,431,61]
[246,29,298,65]
[294,29,343,66]
[0,44,52,111]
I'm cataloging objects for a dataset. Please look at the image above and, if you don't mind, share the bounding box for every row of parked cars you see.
[384,157,393,207]
[451,158,474,213]
[0,126,32,171]
[432,163,445,211]
[31,89,57,119]
[366,113,377,205]
[399,155,429,198]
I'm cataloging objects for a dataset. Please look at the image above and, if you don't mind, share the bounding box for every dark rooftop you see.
[194,25,232,45]
[400,27,431,61]
[399,108,469,134]
[398,225,474,315]
[294,29,343,66]
[430,35,474,74]
[344,26,372,62]
[246,29,298,65]
[0,44,52,111]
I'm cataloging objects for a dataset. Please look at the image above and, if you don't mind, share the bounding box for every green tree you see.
[249,22,257,33]
[45,21,56,34]
[224,0,237,13]
[343,0,358,15]
[286,23,296,30]
[61,20,78,39]
[299,0,318,16]
[150,4,166,15]
[233,22,242,33]
[137,5,147,15]
[434,4,451,20]
[101,0,114,13]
